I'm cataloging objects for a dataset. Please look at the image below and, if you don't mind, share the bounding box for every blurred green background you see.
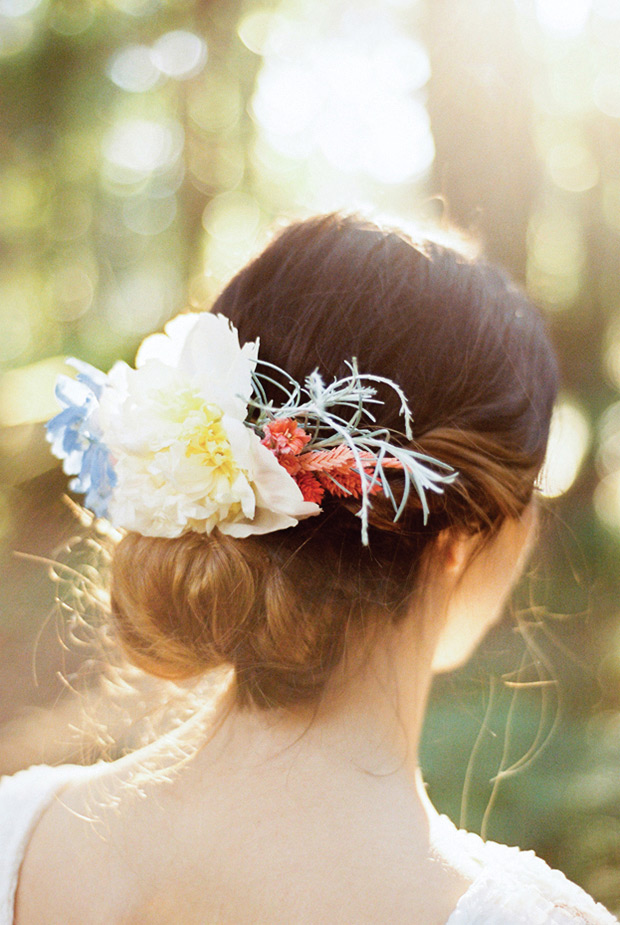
[2,0,620,913]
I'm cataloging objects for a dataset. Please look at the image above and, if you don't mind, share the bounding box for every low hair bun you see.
[111,531,255,682]
[110,529,354,708]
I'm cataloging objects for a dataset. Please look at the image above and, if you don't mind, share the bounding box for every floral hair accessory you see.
[46,312,457,544]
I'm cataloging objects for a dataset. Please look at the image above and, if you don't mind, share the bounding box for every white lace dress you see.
[0,763,617,924]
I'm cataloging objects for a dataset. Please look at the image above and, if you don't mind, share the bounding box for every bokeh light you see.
[107,45,161,93]
[202,190,261,243]
[187,73,242,135]
[49,2,95,37]
[151,30,207,80]
[539,395,591,498]
[0,164,51,234]
[594,401,620,531]
[102,118,185,186]
[603,317,620,389]
[102,264,182,338]
[0,17,34,57]
[122,194,177,235]
[106,0,157,15]
[237,9,277,55]
[50,260,95,322]
[527,207,586,309]
[0,312,32,365]
[547,140,599,192]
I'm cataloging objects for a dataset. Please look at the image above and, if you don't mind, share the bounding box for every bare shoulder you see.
[13,755,474,925]
[14,761,147,925]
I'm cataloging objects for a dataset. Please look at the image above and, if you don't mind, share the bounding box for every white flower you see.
[136,312,258,420]
[223,435,319,538]
[97,312,319,538]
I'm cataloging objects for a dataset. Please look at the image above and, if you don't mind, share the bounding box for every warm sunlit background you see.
[1,0,620,911]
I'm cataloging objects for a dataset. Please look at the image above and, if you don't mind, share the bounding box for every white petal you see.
[221,436,320,537]
[105,360,131,391]
[101,361,190,456]
[135,313,201,368]
[178,313,259,419]
[220,509,299,538]
[221,415,253,469]
[252,440,320,520]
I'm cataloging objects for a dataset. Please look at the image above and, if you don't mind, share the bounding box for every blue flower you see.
[46,359,116,518]
[72,441,117,518]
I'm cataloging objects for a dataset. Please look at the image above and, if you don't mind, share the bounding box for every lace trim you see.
[433,815,618,925]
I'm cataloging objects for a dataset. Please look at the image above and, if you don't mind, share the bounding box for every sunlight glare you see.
[536,0,593,36]
[249,1,434,202]
[252,63,321,142]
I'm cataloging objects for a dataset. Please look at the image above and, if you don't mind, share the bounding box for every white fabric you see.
[0,763,617,924]
[432,814,619,924]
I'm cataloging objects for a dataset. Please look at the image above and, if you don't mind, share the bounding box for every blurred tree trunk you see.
[423,0,539,280]
[180,0,268,279]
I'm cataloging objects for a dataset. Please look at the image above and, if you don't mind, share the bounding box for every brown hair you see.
[110,214,558,709]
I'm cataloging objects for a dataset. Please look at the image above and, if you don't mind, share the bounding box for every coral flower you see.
[295,471,325,504]
[261,418,311,456]
[300,445,402,499]
[316,468,371,499]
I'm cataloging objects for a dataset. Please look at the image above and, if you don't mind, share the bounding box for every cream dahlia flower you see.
[96,312,319,538]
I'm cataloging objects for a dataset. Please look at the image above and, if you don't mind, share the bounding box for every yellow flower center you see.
[183,402,238,482]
